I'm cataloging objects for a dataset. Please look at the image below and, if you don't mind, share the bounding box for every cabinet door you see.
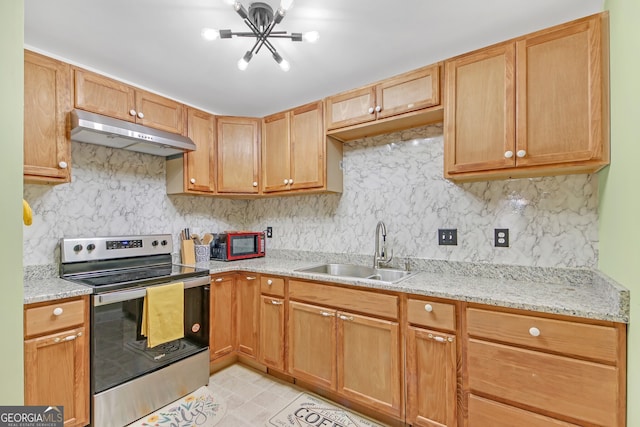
[262,112,291,193]
[336,311,402,418]
[135,89,185,135]
[24,327,89,427]
[236,274,260,358]
[24,50,72,183]
[325,86,376,130]
[216,117,260,193]
[259,295,285,370]
[288,301,337,390]
[185,108,215,193]
[74,68,135,122]
[444,43,516,174]
[515,16,605,167]
[376,64,440,120]
[210,275,235,360]
[290,101,324,191]
[406,327,457,427]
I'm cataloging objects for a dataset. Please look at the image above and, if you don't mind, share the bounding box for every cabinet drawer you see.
[466,307,618,363]
[407,299,455,332]
[468,394,581,427]
[261,276,285,297]
[468,339,620,427]
[25,298,85,337]
[289,280,398,319]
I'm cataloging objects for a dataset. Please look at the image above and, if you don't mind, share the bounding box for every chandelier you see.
[201,0,319,71]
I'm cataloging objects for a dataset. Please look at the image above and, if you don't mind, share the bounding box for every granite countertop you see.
[24,255,629,323]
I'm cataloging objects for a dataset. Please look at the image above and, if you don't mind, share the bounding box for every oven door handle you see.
[93,276,210,306]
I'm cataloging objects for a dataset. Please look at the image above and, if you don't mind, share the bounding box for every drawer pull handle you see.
[338,314,354,321]
[529,327,541,337]
[246,276,257,280]
[53,307,63,316]
[424,304,433,312]
[267,279,273,285]
[270,300,283,306]
[320,311,333,317]
[428,333,453,343]
[215,278,223,282]
[64,335,77,341]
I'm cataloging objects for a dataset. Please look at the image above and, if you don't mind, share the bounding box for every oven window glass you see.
[92,285,209,394]
[230,235,257,256]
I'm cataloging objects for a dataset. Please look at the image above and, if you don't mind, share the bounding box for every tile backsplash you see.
[23,124,598,268]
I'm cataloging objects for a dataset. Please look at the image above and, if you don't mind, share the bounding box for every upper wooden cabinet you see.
[325,64,443,141]
[262,101,342,194]
[216,116,261,194]
[24,50,72,184]
[74,68,186,135]
[166,107,216,195]
[445,12,609,181]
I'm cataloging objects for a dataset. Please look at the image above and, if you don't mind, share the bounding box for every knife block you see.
[180,239,195,265]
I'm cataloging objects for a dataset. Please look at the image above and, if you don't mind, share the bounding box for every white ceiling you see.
[24,0,603,117]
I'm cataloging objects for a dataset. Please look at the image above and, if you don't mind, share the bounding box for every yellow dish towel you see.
[141,282,185,348]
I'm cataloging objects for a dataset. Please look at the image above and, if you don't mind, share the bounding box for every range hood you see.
[70,109,196,157]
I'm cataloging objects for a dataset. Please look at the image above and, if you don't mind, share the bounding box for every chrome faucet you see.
[373,221,393,269]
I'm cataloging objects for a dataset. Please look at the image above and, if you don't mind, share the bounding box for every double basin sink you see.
[295,263,417,284]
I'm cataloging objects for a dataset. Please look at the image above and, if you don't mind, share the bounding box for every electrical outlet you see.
[438,229,457,246]
[494,228,509,247]
[266,226,273,238]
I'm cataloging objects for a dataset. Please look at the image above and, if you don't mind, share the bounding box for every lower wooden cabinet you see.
[210,274,236,360]
[465,306,626,427]
[235,274,260,358]
[337,311,401,418]
[288,301,337,390]
[24,296,89,427]
[406,326,457,427]
[259,295,285,371]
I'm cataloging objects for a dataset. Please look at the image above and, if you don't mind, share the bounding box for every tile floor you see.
[207,364,389,427]
[206,364,306,427]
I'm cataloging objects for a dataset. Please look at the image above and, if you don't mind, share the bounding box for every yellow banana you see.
[23,199,33,226]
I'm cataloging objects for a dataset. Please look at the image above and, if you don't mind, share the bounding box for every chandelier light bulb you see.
[237,57,249,71]
[279,59,291,72]
[280,0,294,11]
[303,31,319,43]
[201,28,220,41]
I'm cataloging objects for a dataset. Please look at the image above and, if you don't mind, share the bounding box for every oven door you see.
[91,276,210,395]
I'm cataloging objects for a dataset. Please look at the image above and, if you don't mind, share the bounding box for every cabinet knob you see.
[53,307,63,316]
[529,327,541,337]
[267,279,273,285]
[253,181,258,187]
[504,150,514,159]
[288,179,293,185]
[368,107,375,114]
[516,149,527,158]
[190,178,196,184]
[375,105,382,113]
[129,109,137,116]
[283,179,289,184]
[424,304,433,312]
[137,111,145,119]
[58,161,68,169]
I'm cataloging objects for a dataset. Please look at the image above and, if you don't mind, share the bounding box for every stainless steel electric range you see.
[60,234,211,427]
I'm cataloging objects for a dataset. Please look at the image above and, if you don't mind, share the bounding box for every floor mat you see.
[127,385,226,427]
[267,392,386,427]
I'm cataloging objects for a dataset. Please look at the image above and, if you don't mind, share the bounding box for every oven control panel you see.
[60,234,173,263]
[106,239,143,250]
